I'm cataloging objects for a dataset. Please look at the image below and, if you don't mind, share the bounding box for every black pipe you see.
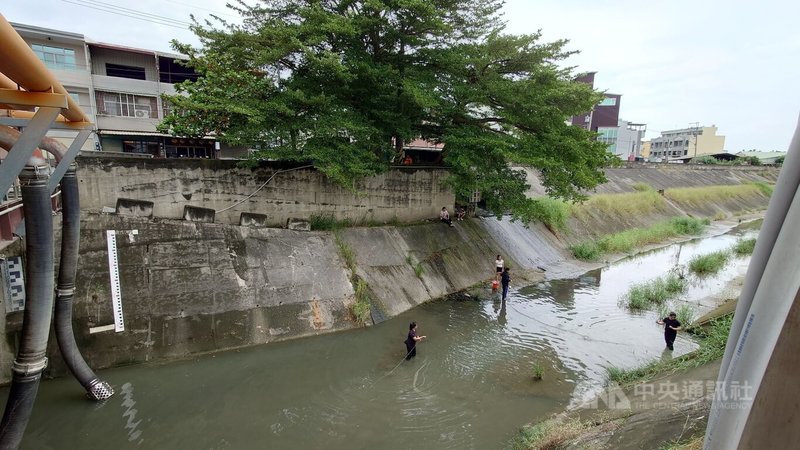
[54,164,113,400]
[0,163,54,449]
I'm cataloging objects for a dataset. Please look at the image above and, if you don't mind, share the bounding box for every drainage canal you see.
[0,224,758,449]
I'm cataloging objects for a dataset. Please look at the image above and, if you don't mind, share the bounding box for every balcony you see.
[92,74,160,96]
[96,115,161,133]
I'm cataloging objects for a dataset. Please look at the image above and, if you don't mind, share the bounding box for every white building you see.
[649,125,726,161]
[597,120,646,159]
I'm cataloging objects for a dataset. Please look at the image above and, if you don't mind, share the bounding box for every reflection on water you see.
[0,225,757,449]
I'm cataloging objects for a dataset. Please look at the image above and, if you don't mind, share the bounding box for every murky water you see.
[1,225,757,449]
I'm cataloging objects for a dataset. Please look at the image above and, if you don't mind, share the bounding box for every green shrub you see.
[632,182,652,191]
[691,155,721,165]
[657,303,696,327]
[530,197,571,231]
[751,181,773,196]
[670,216,710,234]
[512,417,587,450]
[571,217,710,261]
[665,184,771,206]
[414,262,424,278]
[688,250,730,275]
[624,274,687,310]
[732,238,756,256]
[351,278,372,325]
[310,213,354,230]
[570,241,601,261]
[575,189,666,218]
[531,363,544,381]
[335,232,356,272]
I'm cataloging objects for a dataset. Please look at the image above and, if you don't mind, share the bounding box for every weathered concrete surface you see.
[561,361,722,450]
[522,164,779,197]
[42,213,356,376]
[115,198,154,218]
[340,220,546,317]
[26,214,560,379]
[77,157,454,226]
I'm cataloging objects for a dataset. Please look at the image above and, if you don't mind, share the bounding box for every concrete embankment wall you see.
[26,214,570,380]
[76,156,454,226]
[522,164,779,196]
[0,164,779,383]
[523,165,778,243]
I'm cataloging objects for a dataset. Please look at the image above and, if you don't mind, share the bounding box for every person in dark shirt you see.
[501,267,511,301]
[404,321,426,360]
[657,312,682,351]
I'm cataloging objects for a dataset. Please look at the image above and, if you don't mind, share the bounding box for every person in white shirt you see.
[440,207,453,226]
[495,255,504,281]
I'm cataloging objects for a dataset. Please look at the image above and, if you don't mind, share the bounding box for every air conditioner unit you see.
[134,110,150,119]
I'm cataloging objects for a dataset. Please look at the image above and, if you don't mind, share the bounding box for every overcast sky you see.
[3,0,798,151]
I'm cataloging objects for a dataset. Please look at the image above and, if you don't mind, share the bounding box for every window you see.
[98,92,158,118]
[106,63,146,80]
[68,92,80,104]
[597,127,618,152]
[597,127,618,143]
[164,138,216,158]
[598,97,617,106]
[123,140,160,156]
[31,44,77,70]
[162,101,172,119]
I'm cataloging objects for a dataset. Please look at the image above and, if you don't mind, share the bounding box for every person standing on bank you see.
[405,322,426,360]
[495,255,504,281]
[657,312,682,351]
[501,267,511,301]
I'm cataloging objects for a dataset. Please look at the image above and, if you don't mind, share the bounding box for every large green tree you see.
[160,0,611,221]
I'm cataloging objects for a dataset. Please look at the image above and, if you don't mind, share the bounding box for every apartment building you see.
[595,120,646,158]
[10,22,246,159]
[570,72,621,132]
[569,72,646,158]
[11,23,96,152]
[649,125,725,160]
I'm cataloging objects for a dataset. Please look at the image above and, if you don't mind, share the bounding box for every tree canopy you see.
[160,0,612,221]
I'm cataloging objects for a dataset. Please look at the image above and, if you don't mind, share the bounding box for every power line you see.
[68,0,191,26]
[62,0,191,29]
[163,0,240,19]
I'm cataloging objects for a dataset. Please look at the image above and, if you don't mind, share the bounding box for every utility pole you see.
[690,122,700,158]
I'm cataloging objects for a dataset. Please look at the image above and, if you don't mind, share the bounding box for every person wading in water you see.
[501,267,512,301]
[404,322,426,360]
[657,312,682,351]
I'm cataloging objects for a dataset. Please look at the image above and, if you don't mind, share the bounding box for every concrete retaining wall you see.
[0,163,779,383]
[45,214,356,373]
[76,157,454,226]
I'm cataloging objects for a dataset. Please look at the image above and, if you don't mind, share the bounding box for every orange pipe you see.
[7,110,92,129]
[0,14,87,123]
[0,126,47,161]
[0,73,15,90]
